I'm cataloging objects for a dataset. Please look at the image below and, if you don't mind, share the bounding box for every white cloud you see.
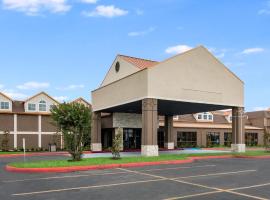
[56,84,85,90]
[241,48,264,55]
[17,81,50,90]
[165,45,193,54]
[53,96,69,102]
[258,1,270,15]
[2,0,71,15]
[207,47,229,59]
[252,106,269,111]
[2,89,27,99]
[82,5,128,18]
[80,0,97,3]
[128,27,155,37]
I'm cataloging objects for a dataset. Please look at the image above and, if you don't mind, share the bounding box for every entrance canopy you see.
[92,46,244,114]
[100,99,230,116]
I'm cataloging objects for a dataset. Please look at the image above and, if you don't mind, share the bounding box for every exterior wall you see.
[113,113,142,128]
[101,115,113,129]
[24,93,57,113]
[17,115,38,131]
[147,46,244,107]
[0,133,14,149]
[0,93,12,112]
[41,134,61,150]
[41,115,58,132]
[101,57,140,87]
[17,134,38,149]
[0,114,14,131]
[92,69,148,111]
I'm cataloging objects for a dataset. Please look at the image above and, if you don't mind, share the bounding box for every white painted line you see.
[142,164,216,172]
[225,190,268,200]
[12,178,166,196]
[172,170,257,180]
[3,164,215,183]
[3,171,128,183]
[164,190,223,200]
[230,182,270,191]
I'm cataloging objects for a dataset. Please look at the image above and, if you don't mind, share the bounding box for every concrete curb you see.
[6,155,270,174]
[0,152,70,158]
[5,155,234,173]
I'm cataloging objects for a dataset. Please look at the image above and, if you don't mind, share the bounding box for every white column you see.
[38,115,42,148]
[60,133,63,149]
[13,114,17,149]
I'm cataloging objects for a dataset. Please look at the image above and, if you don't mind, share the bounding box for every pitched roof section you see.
[25,91,59,104]
[0,92,13,101]
[119,55,158,70]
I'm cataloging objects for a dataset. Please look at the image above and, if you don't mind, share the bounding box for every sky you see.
[0,0,269,111]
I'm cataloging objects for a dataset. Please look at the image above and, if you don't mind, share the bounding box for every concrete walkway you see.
[83,148,231,158]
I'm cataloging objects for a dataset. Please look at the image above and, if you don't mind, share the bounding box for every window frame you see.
[28,103,36,111]
[38,100,47,112]
[0,101,9,109]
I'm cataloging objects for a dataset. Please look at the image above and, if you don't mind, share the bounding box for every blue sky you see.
[0,0,269,111]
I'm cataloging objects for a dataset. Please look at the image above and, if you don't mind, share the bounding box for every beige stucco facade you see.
[91,46,246,155]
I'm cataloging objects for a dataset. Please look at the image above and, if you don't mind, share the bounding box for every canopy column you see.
[91,112,102,151]
[141,98,159,156]
[231,107,246,152]
[164,115,174,149]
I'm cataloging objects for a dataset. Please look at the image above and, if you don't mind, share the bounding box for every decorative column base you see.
[231,144,246,152]
[141,145,159,156]
[91,143,102,152]
[164,142,174,150]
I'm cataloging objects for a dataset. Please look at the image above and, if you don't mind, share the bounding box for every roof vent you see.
[115,61,120,72]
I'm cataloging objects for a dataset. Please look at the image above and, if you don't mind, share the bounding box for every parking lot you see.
[1,156,270,200]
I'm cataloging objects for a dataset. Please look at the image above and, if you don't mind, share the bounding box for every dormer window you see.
[196,112,213,121]
[39,100,46,112]
[28,103,36,111]
[0,102,9,109]
[226,115,233,123]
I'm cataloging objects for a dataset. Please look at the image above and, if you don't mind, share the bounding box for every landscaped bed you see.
[8,151,270,169]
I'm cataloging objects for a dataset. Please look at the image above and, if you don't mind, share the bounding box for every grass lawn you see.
[0,151,25,155]
[9,150,270,168]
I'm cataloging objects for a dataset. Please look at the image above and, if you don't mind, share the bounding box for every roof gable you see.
[119,55,158,69]
[25,92,59,104]
[147,46,244,107]
[0,92,13,102]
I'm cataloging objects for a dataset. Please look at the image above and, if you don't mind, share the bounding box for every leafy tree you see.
[264,128,270,152]
[111,128,122,159]
[1,130,10,151]
[51,103,91,161]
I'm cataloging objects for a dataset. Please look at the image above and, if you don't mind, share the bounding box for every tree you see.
[264,128,270,152]
[1,130,10,151]
[111,128,122,159]
[51,102,91,161]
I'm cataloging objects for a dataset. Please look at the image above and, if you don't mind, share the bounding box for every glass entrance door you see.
[123,128,141,149]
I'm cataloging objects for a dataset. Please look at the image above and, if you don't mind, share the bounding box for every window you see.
[196,112,213,121]
[39,100,46,111]
[245,132,258,146]
[224,132,232,146]
[207,132,220,147]
[28,103,36,111]
[173,116,179,120]
[0,102,9,109]
[177,132,197,148]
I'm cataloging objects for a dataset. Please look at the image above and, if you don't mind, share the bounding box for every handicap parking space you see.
[1,156,270,200]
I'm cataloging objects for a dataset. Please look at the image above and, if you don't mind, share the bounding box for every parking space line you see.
[3,171,128,183]
[3,164,215,183]
[172,169,257,180]
[12,178,166,196]
[164,191,223,200]
[230,182,270,191]
[141,164,216,172]
[119,168,266,200]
